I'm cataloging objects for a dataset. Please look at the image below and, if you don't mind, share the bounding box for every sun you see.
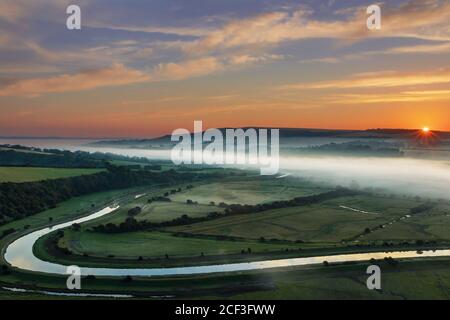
[422,127,430,133]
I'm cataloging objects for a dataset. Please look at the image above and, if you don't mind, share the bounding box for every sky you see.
[0,0,449,138]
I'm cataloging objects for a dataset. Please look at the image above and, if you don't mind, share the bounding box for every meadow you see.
[56,230,302,259]
[0,167,104,183]
[171,194,430,242]
[169,177,329,205]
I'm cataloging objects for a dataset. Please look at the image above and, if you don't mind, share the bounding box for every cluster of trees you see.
[298,141,403,157]
[92,213,216,233]
[91,217,149,233]
[219,188,360,216]
[0,165,199,225]
[0,148,100,168]
[410,203,434,215]
[147,186,188,204]
[0,144,162,168]
[148,196,171,203]
[127,207,142,216]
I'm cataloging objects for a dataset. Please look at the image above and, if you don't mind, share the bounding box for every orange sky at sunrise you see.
[1,0,450,138]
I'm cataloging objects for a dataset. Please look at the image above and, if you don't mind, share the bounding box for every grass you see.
[170,194,426,242]
[134,202,222,223]
[0,187,146,251]
[0,167,104,183]
[82,176,328,227]
[81,183,225,227]
[56,230,303,259]
[231,258,450,300]
[169,176,329,205]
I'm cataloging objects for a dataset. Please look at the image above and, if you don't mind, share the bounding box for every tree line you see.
[0,145,165,168]
[0,164,205,226]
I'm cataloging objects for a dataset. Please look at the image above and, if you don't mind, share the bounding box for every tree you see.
[128,207,142,216]
[72,223,81,231]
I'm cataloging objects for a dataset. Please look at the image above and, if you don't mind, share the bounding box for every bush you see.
[128,207,142,216]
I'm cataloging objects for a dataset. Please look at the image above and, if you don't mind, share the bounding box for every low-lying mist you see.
[280,156,450,200]
[69,145,450,200]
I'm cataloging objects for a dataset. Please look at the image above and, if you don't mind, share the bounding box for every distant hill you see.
[88,128,450,148]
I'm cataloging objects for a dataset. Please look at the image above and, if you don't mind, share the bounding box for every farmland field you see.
[171,194,436,242]
[54,230,303,259]
[169,177,329,205]
[0,167,104,183]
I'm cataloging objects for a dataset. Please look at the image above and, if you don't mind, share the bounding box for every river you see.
[4,206,450,277]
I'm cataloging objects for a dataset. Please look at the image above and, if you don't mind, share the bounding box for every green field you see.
[81,184,225,227]
[171,194,433,242]
[0,187,146,250]
[83,175,319,227]
[55,230,302,259]
[231,259,450,300]
[0,167,104,183]
[169,177,328,205]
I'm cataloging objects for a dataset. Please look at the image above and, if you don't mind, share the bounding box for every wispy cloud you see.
[154,57,224,80]
[88,24,211,38]
[327,90,450,104]
[0,64,150,97]
[185,0,450,55]
[278,70,450,90]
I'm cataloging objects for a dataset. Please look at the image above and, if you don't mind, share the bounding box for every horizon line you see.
[0,127,446,141]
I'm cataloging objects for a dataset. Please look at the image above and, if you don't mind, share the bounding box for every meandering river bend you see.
[4,206,450,277]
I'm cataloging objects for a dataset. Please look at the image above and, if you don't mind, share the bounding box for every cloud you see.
[228,54,285,65]
[0,51,279,97]
[382,42,450,54]
[0,64,150,97]
[278,70,450,90]
[154,57,224,80]
[88,24,210,37]
[0,0,71,24]
[186,0,450,54]
[300,57,341,64]
[0,1,27,22]
[326,90,450,104]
